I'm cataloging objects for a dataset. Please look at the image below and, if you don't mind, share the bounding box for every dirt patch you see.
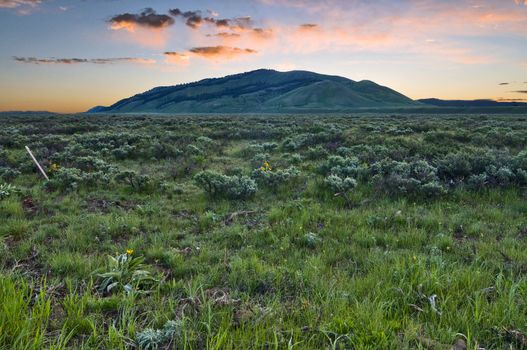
[85,198,138,213]
[517,226,527,239]
[8,245,47,279]
[22,196,39,215]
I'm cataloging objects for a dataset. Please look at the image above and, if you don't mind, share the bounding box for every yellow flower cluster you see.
[260,161,272,172]
[49,163,60,172]
[126,249,134,255]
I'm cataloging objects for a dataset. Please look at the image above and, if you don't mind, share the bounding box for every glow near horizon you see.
[0,0,526,113]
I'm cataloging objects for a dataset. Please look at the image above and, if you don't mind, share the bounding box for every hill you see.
[88,69,419,113]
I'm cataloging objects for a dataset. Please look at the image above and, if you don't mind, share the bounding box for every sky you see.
[0,0,527,113]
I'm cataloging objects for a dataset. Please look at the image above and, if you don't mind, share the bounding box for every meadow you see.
[1,113,527,349]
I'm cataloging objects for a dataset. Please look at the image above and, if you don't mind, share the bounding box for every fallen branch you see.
[25,146,49,180]
[224,210,257,225]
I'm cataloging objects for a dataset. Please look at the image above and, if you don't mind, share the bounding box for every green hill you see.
[88,69,418,113]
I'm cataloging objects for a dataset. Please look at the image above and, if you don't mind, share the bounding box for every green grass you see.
[1,113,527,349]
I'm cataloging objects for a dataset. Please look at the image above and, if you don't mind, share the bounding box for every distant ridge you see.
[0,111,58,116]
[418,98,527,107]
[88,69,419,113]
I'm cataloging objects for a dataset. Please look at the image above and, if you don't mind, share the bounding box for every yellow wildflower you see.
[126,249,134,255]
[261,161,272,172]
[50,163,60,172]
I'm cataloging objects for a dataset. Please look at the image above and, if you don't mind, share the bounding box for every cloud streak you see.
[165,46,257,63]
[13,56,156,65]
[0,0,39,8]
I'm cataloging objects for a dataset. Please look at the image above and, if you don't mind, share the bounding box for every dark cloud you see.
[206,32,241,38]
[189,46,257,57]
[109,8,174,30]
[13,56,155,65]
[168,9,209,28]
[169,8,254,30]
[299,23,318,29]
[499,82,509,85]
[511,90,527,93]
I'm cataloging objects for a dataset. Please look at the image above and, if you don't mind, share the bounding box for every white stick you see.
[25,146,49,180]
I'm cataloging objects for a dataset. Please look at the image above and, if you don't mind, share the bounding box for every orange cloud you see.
[165,46,257,64]
[164,52,190,64]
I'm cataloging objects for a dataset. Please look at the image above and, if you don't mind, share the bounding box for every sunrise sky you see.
[1,0,527,113]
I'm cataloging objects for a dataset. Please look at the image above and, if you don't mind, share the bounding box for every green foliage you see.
[2,114,527,349]
[96,251,159,295]
[0,167,20,181]
[0,277,51,350]
[319,155,367,180]
[136,320,181,350]
[252,165,300,189]
[194,170,257,199]
[45,167,83,191]
[324,174,357,193]
[372,159,445,196]
[196,136,215,149]
[115,170,152,191]
[0,183,19,200]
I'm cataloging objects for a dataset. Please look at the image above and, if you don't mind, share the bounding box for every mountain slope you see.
[88,69,419,113]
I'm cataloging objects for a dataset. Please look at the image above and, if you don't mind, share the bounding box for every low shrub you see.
[194,170,257,199]
[196,136,215,149]
[112,144,136,160]
[372,159,445,197]
[305,145,329,160]
[0,167,20,181]
[251,153,270,168]
[44,167,83,191]
[115,170,152,191]
[252,165,300,190]
[319,155,366,180]
[324,175,357,194]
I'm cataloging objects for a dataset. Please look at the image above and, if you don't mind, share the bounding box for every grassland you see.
[1,113,527,349]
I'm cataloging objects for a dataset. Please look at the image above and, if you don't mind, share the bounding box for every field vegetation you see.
[1,113,527,349]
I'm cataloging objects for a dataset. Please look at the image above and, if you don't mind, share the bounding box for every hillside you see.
[88,69,419,113]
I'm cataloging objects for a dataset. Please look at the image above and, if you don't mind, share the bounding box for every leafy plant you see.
[96,251,159,295]
[136,320,181,350]
[0,183,19,201]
